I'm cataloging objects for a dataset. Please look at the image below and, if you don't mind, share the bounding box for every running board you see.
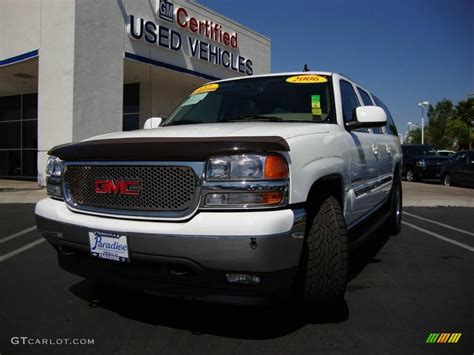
[347,204,391,251]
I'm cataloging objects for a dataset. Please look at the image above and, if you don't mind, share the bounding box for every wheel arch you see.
[305,173,345,214]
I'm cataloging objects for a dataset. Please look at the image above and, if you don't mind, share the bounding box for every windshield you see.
[162,75,335,126]
[404,145,439,156]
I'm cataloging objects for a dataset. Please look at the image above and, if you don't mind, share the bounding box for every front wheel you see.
[406,169,416,182]
[300,196,348,304]
[443,174,451,187]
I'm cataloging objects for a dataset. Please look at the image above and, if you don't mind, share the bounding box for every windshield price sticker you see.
[286,75,328,84]
[192,83,219,95]
[89,230,129,263]
[311,95,322,116]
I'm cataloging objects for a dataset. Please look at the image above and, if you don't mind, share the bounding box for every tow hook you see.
[249,238,257,249]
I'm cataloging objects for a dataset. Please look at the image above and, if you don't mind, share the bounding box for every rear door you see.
[339,80,380,226]
[373,95,399,200]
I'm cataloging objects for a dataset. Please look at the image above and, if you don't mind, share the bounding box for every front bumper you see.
[415,164,443,179]
[35,198,306,305]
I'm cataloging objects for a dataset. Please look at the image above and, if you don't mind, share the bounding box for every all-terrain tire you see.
[301,196,348,303]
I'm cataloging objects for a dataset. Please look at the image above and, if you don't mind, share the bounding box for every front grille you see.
[64,165,196,212]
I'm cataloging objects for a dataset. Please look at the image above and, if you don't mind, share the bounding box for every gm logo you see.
[158,0,174,23]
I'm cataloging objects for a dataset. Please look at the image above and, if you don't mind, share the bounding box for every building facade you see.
[0,0,271,184]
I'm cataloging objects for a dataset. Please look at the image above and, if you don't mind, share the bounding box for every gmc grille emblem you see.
[94,179,141,196]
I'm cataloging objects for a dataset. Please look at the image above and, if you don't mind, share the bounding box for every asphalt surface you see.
[0,204,473,355]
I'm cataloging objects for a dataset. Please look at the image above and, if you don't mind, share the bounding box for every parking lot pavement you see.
[0,202,472,355]
[402,181,474,207]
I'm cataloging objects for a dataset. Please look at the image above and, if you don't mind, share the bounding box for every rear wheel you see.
[385,174,402,235]
[300,196,348,303]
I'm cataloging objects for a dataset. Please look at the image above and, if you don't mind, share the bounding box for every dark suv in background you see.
[402,144,448,182]
[441,150,474,187]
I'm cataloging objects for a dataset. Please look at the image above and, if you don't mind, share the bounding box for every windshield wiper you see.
[222,115,285,122]
[163,119,204,126]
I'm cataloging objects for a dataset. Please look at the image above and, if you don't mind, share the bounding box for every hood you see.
[84,122,330,142]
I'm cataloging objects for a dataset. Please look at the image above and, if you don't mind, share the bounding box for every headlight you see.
[206,154,288,180]
[46,156,63,177]
[203,154,289,208]
[46,156,63,198]
[416,160,426,168]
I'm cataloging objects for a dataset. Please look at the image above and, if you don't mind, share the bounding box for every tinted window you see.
[0,121,21,148]
[0,151,21,176]
[123,83,140,114]
[357,88,373,106]
[22,93,38,120]
[373,95,398,136]
[0,93,38,179]
[340,80,360,124]
[123,83,140,131]
[123,114,139,131]
[0,95,21,121]
[404,145,438,156]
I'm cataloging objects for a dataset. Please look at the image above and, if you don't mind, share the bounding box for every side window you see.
[357,88,373,106]
[373,95,398,136]
[358,88,384,134]
[340,80,361,124]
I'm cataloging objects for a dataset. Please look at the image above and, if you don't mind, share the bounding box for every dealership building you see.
[0,0,271,184]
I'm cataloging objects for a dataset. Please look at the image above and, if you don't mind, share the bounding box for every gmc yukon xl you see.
[35,72,402,305]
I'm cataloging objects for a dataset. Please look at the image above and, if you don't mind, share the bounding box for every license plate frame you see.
[88,230,130,263]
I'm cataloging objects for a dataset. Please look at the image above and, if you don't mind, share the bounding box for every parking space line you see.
[0,238,46,262]
[402,221,474,252]
[0,226,37,244]
[404,211,474,237]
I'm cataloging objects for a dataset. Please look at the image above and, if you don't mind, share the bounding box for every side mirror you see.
[346,106,387,130]
[143,117,163,129]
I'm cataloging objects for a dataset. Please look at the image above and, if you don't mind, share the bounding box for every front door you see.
[339,80,380,227]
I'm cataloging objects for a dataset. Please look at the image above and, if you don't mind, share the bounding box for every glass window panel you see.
[0,95,21,121]
[123,114,140,131]
[0,150,21,177]
[340,81,360,124]
[22,120,38,148]
[0,121,21,148]
[21,150,38,177]
[22,93,38,120]
[123,83,140,114]
[357,88,373,106]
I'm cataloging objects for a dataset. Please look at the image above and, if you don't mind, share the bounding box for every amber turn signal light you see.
[264,155,288,179]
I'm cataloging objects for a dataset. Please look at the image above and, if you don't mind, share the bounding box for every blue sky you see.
[199,0,473,136]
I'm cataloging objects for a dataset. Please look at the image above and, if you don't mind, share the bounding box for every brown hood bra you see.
[48,136,290,161]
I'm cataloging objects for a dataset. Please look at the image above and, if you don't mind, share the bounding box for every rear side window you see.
[357,88,373,106]
[340,80,361,124]
[373,95,398,136]
[357,88,385,134]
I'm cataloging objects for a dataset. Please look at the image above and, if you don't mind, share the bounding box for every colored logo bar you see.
[426,333,462,344]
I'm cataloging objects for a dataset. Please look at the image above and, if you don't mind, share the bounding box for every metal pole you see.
[421,106,424,144]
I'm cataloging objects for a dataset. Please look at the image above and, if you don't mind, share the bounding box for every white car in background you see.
[437,150,456,157]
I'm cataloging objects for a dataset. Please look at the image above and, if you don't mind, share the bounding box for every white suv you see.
[36,72,402,305]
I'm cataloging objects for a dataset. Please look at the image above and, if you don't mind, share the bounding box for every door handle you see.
[372,144,379,155]
[386,145,392,155]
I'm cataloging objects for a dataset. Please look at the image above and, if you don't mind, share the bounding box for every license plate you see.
[88,230,130,263]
